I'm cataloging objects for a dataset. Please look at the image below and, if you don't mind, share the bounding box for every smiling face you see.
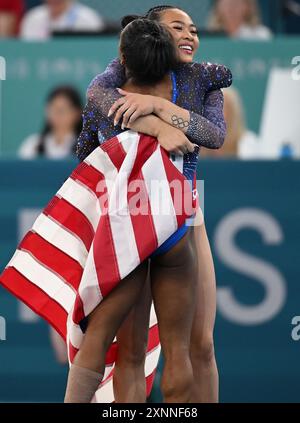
[158,9,200,63]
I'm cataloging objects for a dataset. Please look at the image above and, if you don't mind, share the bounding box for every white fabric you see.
[238,130,262,159]
[236,24,273,41]
[20,3,104,40]
[7,249,76,312]
[2,131,192,403]
[259,68,300,158]
[18,133,76,159]
[107,134,141,279]
[32,213,88,267]
[57,178,100,231]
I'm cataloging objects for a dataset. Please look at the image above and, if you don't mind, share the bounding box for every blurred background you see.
[0,0,299,403]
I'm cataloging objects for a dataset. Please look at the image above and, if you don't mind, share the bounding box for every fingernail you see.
[108,110,112,117]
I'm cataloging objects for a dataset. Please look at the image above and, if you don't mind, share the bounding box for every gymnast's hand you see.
[108,88,156,129]
[156,123,196,156]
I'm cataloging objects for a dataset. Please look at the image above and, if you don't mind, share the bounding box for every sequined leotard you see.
[76,59,232,169]
[76,59,232,255]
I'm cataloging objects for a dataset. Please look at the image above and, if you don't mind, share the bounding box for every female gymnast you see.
[76,6,232,403]
[64,18,199,404]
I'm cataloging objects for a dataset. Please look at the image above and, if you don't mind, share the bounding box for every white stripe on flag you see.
[149,303,157,327]
[118,130,140,154]
[78,240,103,316]
[145,345,161,376]
[32,213,87,268]
[141,147,178,246]
[66,312,74,365]
[93,377,115,403]
[169,153,184,174]
[102,364,114,382]
[108,135,140,278]
[7,249,75,312]
[67,321,84,350]
[85,146,118,184]
[57,178,99,231]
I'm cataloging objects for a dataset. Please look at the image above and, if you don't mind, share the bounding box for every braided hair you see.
[146,5,183,20]
[121,5,183,29]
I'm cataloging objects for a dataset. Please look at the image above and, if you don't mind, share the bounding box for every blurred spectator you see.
[202,87,260,159]
[20,0,104,40]
[208,0,273,40]
[18,86,83,159]
[0,0,24,37]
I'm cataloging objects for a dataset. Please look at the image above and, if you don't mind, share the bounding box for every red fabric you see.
[0,132,195,402]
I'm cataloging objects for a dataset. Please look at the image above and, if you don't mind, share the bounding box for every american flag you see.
[0,130,195,402]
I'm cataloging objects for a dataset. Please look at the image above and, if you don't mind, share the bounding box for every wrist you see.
[153,97,166,115]
[155,120,169,138]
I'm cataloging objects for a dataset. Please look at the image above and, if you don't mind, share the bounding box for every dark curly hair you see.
[119,18,178,85]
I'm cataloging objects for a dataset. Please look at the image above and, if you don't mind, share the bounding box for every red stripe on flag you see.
[100,136,126,171]
[147,323,159,351]
[44,196,94,252]
[0,267,67,339]
[19,231,83,291]
[93,213,121,297]
[71,161,109,215]
[146,370,157,398]
[128,136,158,261]
[72,293,85,325]
[105,342,118,366]
[71,161,106,200]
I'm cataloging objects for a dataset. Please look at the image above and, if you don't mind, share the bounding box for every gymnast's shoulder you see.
[182,61,233,90]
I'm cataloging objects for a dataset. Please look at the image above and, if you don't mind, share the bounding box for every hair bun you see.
[119,18,178,86]
[121,14,142,29]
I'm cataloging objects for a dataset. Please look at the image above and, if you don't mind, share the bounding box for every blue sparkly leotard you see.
[76,59,232,256]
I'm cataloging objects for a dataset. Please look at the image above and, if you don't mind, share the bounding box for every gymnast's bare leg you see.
[113,265,152,403]
[64,261,149,403]
[190,220,219,403]
[150,228,198,403]
[112,216,218,404]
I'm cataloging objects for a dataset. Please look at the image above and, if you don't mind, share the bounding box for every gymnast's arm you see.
[150,63,232,148]
[75,99,100,162]
[91,59,231,149]
[76,60,230,160]
[152,89,227,149]
[75,90,195,161]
